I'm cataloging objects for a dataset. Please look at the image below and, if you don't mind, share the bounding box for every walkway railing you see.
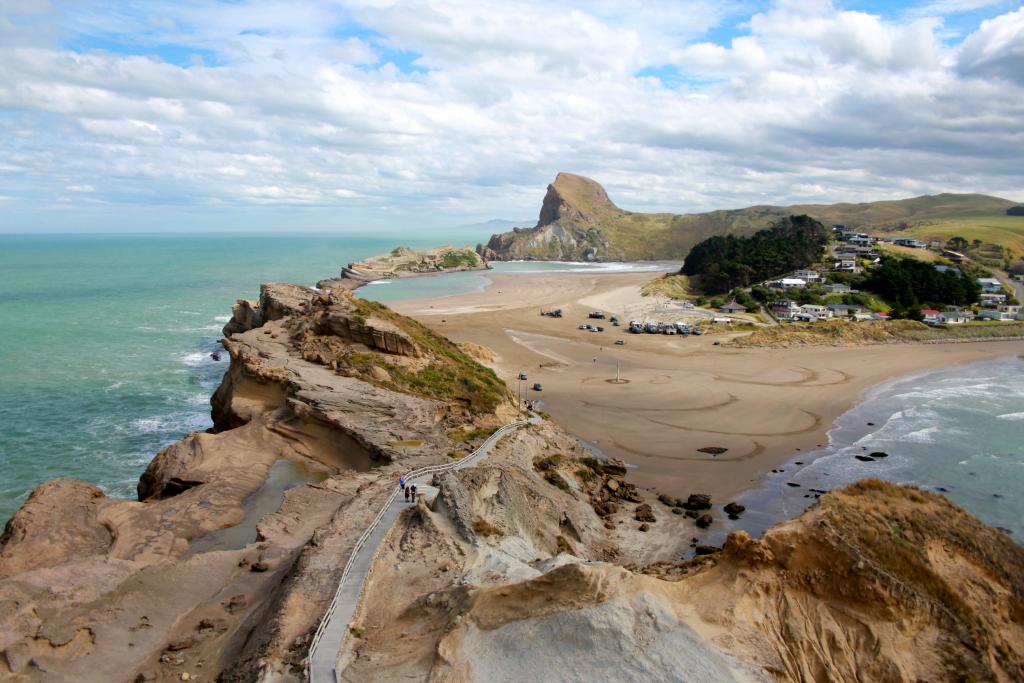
[305,419,529,681]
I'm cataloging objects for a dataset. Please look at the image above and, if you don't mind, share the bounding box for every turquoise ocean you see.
[1,233,1021,540]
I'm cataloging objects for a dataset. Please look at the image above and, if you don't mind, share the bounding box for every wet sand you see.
[389,270,1023,503]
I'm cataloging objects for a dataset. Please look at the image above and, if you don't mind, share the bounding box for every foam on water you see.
[706,356,1024,550]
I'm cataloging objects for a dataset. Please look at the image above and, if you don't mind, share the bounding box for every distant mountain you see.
[478,173,1021,262]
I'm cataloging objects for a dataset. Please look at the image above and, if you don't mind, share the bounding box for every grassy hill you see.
[479,175,1024,261]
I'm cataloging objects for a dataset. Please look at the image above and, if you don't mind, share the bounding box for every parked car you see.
[518,372,528,380]
[595,326,604,332]
[615,339,625,345]
[588,311,606,319]
[532,383,543,391]
[578,323,590,330]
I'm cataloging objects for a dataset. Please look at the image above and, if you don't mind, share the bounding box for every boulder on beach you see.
[684,494,712,510]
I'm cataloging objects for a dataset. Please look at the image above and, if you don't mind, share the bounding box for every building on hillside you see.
[980,292,1008,306]
[771,300,801,320]
[977,304,1021,321]
[718,301,747,314]
[934,264,952,273]
[894,238,927,248]
[921,309,943,325]
[976,277,1003,293]
[826,304,864,318]
[940,309,971,324]
[793,269,820,282]
[771,277,807,288]
[824,282,852,294]
[846,234,873,247]
[798,304,830,321]
[872,312,891,320]
[941,250,967,263]
[833,258,859,273]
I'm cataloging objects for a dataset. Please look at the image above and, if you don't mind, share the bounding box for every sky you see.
[1,0,1022,233]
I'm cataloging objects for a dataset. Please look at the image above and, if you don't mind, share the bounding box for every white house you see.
[775,277,807,288]
[977,304,1021,321]
[833,259,859,273]
[793,269,820,282]
[921,309,943,325]
[940,310,971,324]
[799,304,830,320]
[771,300,802,320]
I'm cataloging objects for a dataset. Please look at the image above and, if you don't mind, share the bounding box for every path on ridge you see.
[308,417,538,683]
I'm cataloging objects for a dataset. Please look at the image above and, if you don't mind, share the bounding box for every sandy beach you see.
[390,269,1024,502]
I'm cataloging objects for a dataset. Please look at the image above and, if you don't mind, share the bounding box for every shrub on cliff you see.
[351,298,506,413]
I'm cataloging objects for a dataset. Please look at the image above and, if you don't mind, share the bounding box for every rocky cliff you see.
[345,468,1024,683]
[336,245,488,287]
[0,282,513,682]
[480,175,1022,263]
[479,172,651,261]
[3,277,1022,683]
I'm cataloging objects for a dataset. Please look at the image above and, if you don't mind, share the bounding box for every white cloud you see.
[0,0,1022,233]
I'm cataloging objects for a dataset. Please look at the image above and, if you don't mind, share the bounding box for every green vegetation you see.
[345,298,507,414]
[449,426,498,442]
[533,454,565,471]
[863,257,980,315]
[556,535,573,554]
[487,173,1022,262]
[641,273,698,299]
[731,319,1024,347]
[682,215,827,294]
[439,249,480,269]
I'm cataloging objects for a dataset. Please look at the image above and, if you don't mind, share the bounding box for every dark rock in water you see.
[936,487,948,492]
[694,545,719,556]
[867,422,875,426]
[695,513,713,528]
[995,527,1013,535]
[870,451,889,458]
[993,493,1003,499]
[855,455,875,462]
[728,513,740,520]
[786,482,800,488]
[723,502,745,516]
[210,351,222,361]
[697,446,728,455]
[795,461,804,465]
[685,494,712,510]
[803,494,810,498]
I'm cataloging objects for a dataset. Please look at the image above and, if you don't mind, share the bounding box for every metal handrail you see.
[305,419,528,679]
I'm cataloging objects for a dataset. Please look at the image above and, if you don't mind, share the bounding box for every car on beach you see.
[595,326,604,332]
[518,372,528,380]
[532,383,543,391]
[578,323,591,330]
[615,339,625,345]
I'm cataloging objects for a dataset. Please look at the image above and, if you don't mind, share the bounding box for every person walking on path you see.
[410,484,417,504]
[404,486,410,503]
[399,476,406,492]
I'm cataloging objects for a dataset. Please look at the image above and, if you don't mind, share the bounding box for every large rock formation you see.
[480,172,638,261]
[345,474,1024,683]
[338,245,488,286]
[480,175,1022,263]
[0,282,512,682]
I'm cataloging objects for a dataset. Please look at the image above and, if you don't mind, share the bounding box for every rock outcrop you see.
[347,475,1024,683]
[0,280,512,682]
[335,245,488,288]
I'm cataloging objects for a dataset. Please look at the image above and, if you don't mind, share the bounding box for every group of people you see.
[399,477,418,503]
